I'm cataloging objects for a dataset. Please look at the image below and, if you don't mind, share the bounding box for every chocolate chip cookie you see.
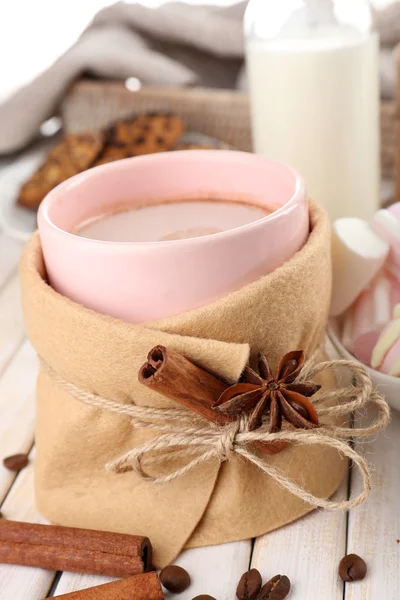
[18,132,105,210]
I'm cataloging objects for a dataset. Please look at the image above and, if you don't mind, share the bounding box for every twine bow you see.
[42,356,390,511]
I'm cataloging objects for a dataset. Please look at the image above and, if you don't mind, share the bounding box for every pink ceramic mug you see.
[38,150,308,323]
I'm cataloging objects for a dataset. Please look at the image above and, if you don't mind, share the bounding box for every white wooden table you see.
[0,150,399,599]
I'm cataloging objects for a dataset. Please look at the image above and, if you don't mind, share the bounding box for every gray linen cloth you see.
[0,0,398,155]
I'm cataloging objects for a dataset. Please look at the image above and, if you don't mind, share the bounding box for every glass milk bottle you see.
[245,0,380,222]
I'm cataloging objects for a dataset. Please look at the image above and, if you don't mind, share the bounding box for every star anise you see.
[213,350,320,432]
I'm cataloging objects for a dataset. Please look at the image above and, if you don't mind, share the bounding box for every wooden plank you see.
[52,573,114,597]
[53,541,252,599]
[345,409,400,600]
[0,273,25,374]
[251,480,348,598]
[0,448,55,600]
[0,341,37,501]
[165,541,252,600]
[0,232,22,291]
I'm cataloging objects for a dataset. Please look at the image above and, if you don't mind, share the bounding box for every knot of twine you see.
[216,418,241,461]
[42,356,390,511]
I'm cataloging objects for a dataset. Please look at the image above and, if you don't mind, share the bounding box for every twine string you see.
[41,357,390,511]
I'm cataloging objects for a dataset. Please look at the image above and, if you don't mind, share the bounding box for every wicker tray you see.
[62,79,397,186]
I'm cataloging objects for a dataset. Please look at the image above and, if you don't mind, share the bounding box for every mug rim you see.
[38,150,306,248]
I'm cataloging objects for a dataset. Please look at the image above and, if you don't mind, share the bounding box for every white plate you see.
[0,139,55,242]
[0,191,38,242]
[328,319,400,412]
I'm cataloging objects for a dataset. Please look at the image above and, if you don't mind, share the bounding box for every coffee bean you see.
[192,596,216,600]
[257,575,291,600]
[3,454,29,472]
[237,568,262,600]
[339,554,367,582]
[159,565,191,593]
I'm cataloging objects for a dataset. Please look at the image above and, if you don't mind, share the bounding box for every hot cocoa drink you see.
[77,199,271,242]
[76,199,271,242]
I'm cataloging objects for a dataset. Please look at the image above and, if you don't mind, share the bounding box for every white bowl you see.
[328,319,400,412]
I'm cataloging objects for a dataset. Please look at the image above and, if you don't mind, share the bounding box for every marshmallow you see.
[330,218,390,317]
[371,317,400,376]
[373,203,400,267]
[341,271,400,366]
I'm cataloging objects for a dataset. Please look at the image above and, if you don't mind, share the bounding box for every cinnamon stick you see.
[139,346,283,455]
[43,572,163,600]
[139,345,230,426]
[0,520,152,577]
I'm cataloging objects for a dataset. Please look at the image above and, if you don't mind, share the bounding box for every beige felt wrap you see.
[20,200,347,568]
